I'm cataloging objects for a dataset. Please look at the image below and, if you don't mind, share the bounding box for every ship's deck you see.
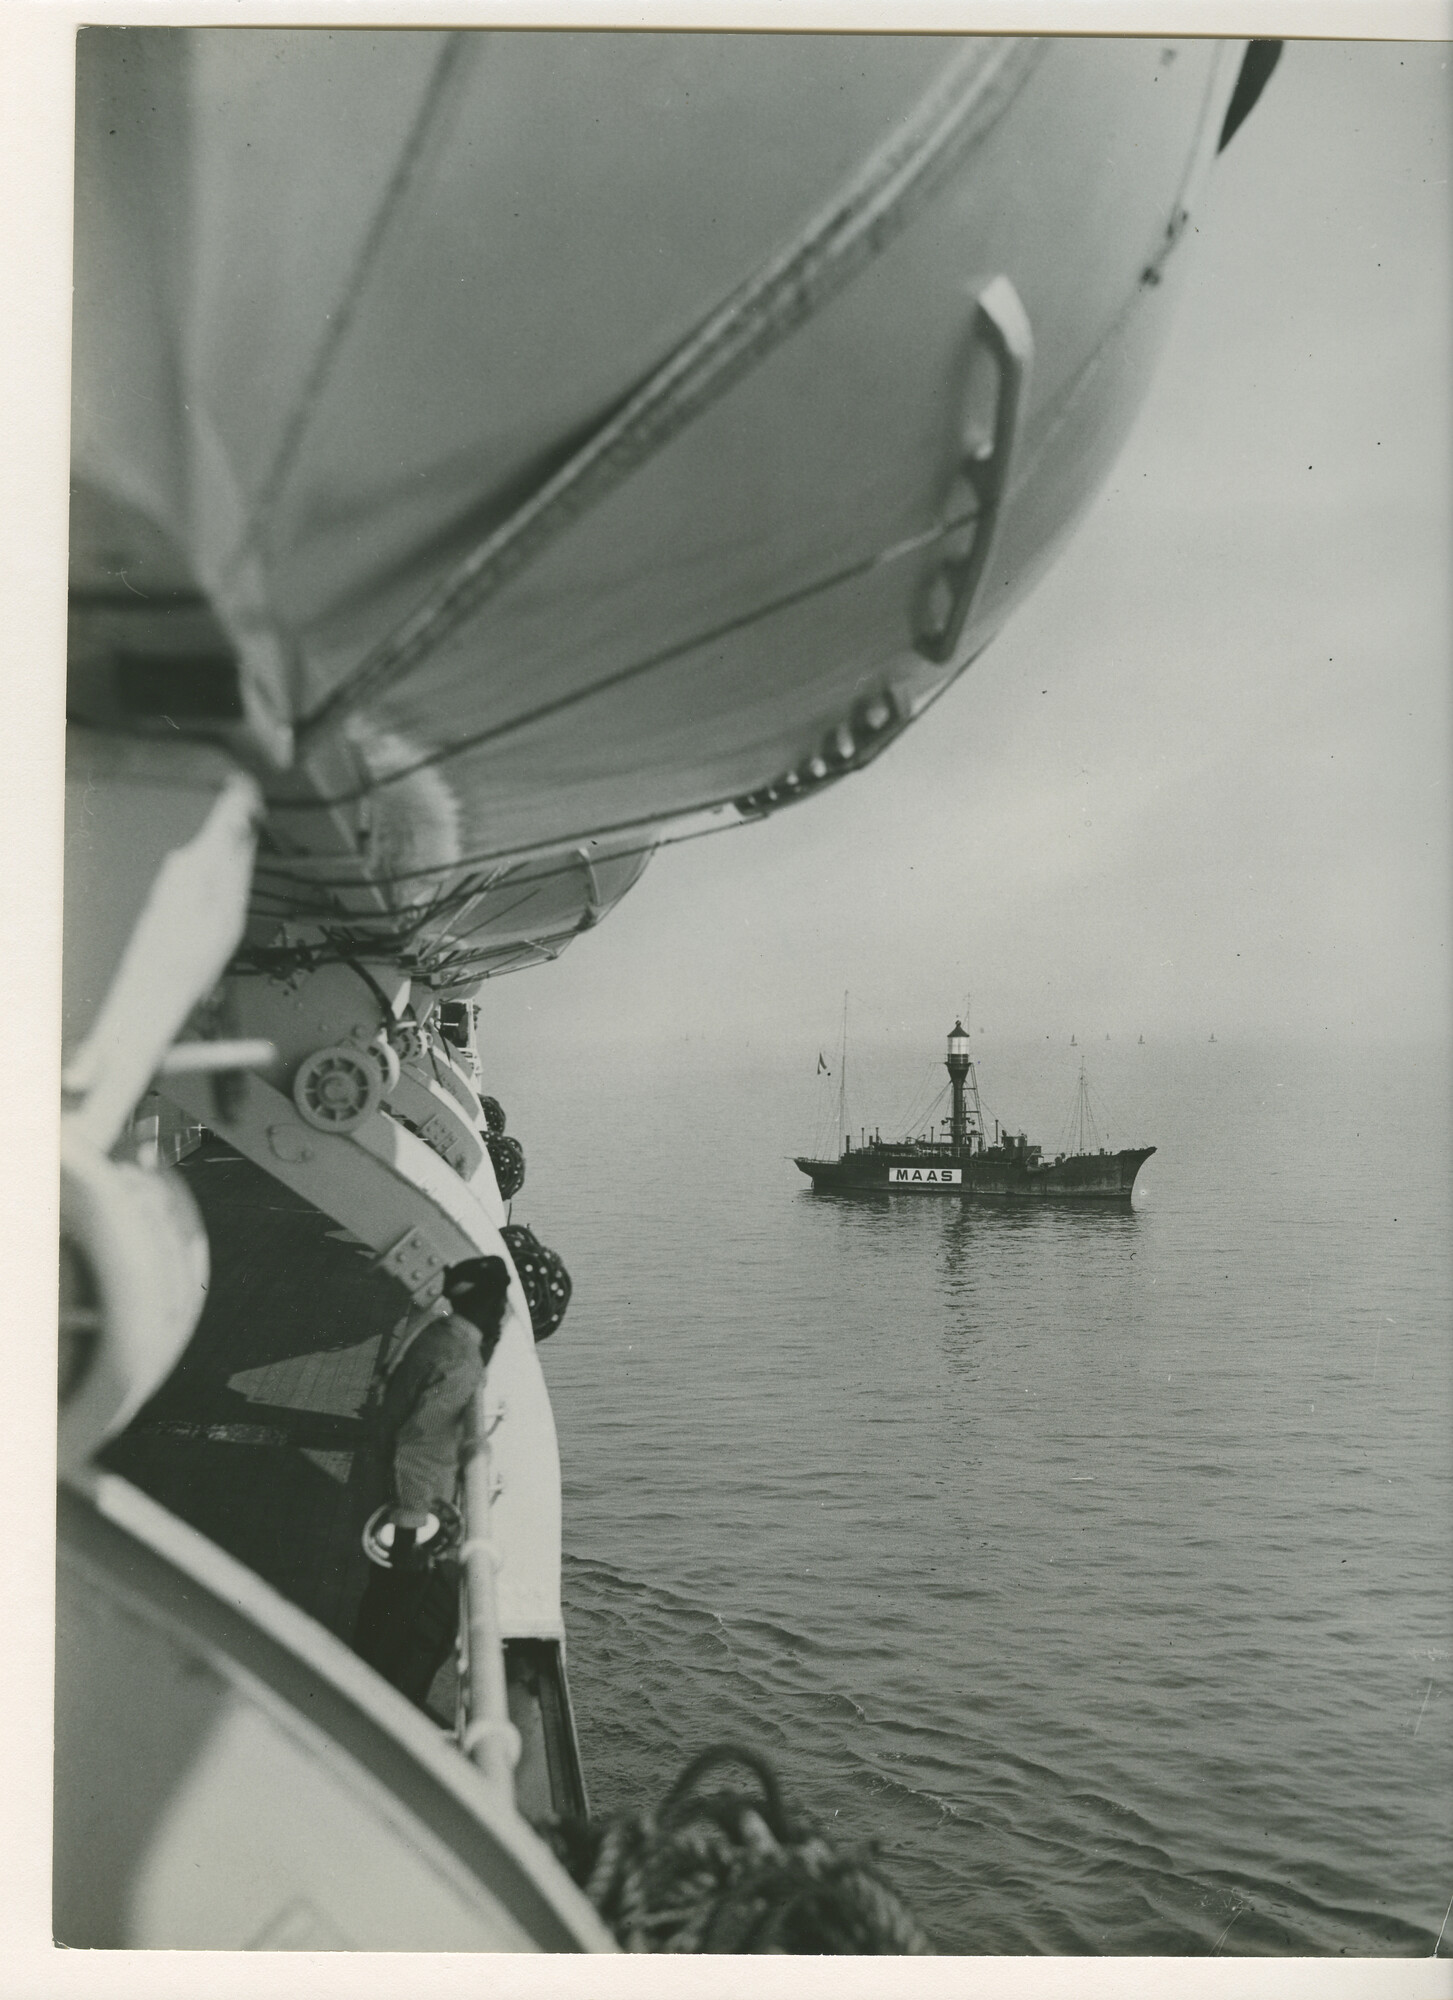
[100,1136,400,1652]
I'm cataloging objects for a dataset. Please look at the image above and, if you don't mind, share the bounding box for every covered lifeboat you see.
[69,29,1255,990]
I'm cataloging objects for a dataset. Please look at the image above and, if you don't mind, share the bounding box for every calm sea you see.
[502,1035,1450,1955]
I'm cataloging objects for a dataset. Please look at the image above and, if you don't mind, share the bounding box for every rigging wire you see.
[250,597,989,929]
[275,503,978,812]
[252,786,736,897]
[892,1064,940,1144]
[225,34,473,593]
[887,1061,941,1140]
[809,1064,839,1162]
[295,40,1043,747]
[1056,1061,1116,1154]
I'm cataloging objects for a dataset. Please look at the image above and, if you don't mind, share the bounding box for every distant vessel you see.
[1209,1033,1217,1043]
[795,1022,1154,1200]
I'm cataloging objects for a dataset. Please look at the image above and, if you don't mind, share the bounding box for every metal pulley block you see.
[292,1043,385,1132]
[388,1018,426,1063]
[369,1033,402,1098]
[290,1029,400,1132]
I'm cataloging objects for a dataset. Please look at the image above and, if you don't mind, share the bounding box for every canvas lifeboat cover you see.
[70,30,1240,985]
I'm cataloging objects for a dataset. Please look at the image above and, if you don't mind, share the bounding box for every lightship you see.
[796,1022,1154,1200]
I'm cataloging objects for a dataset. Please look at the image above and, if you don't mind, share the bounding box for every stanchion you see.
[456,1387,522,1799]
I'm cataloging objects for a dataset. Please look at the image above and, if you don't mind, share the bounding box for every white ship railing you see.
[456,1385,522,1801]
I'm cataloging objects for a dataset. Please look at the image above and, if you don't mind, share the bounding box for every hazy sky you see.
[481,39,1451,1065]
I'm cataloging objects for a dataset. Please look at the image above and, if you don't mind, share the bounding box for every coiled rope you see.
[545,1744,932,1954]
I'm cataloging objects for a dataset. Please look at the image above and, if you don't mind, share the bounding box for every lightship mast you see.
[836,993,849,1154]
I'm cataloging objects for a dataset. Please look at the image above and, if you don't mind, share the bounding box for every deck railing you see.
[455,1385,521,1801]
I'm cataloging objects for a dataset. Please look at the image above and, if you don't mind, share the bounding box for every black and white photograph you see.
[13,2,1451,1987]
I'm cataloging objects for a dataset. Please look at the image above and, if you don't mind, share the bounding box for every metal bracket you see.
[267,1123,316,1165]
[912,274,1033,663]
[418,1112,470,1173]
[373,1226,449,1297]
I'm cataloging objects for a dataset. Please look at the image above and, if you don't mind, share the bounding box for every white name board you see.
[888,1166,962,1185]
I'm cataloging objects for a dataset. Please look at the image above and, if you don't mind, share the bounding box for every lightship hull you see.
[795,1146,1155,1200]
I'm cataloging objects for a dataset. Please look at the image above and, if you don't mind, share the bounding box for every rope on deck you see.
[545,1744,933,1954]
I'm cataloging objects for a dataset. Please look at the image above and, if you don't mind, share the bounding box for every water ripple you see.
[532,1042,1452,1954]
